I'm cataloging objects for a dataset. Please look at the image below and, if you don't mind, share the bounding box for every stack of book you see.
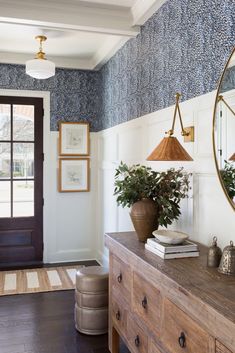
[145,238,199,259]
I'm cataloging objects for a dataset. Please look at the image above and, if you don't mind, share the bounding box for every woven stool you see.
[75,266,109,335]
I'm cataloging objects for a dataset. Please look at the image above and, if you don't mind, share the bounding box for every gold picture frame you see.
[58,158,90,192]
[59,122,90,156]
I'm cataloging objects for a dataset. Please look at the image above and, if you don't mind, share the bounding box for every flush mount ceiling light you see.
[26,35,55,79]
[147,93,194,161]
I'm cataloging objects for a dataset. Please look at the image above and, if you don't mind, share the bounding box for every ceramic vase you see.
[130,198,158,242]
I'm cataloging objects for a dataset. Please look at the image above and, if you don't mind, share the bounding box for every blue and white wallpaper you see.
[99,0,235,130]
[0,64,101,131]
[0,0,235,131]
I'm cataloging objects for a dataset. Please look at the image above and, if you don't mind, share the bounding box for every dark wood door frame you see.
[0,96,44,268]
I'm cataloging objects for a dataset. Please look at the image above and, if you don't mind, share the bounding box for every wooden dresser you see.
[105,232,235,353]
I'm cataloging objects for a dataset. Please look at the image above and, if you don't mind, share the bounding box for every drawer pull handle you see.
[115,310,121,321]
[135,335,140,347]
[142,296,147,309]
[178,332,186,348]
[117,273,122,283]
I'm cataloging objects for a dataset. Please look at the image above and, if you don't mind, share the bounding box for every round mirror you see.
[213,47,235,210]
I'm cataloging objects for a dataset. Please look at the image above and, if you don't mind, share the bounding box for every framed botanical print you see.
[58,158,90,192]
[59,122,90,156]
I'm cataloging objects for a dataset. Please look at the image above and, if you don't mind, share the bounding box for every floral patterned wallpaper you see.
[99,0,235,130]
[0,64,101,131]
[0,0,235,131]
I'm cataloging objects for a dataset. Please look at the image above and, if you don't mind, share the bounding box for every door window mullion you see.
[10,104,13,218]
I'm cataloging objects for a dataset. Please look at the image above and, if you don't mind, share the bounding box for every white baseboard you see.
[46,248,95,263]
[96,250,109,267]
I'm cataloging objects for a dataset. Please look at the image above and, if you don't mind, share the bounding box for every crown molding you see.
[0,0,140,37]
[131,0,167,25]
[91,36,128,69]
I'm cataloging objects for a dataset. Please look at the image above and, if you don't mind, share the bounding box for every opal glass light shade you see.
[26,58,55,79]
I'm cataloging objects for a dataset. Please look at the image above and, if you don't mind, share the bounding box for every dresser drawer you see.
[132,272,162,337]
[111,255,131,301]
[162,299,211,353]
[127,315,148,353]
[111,296,127,337]
[149,340,163,353]
[216,341,233,353]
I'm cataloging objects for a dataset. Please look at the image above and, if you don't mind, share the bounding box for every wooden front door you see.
[0,96,43,267]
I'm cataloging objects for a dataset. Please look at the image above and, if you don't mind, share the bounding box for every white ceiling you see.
[0,23,115,58]
[0,0,167,70]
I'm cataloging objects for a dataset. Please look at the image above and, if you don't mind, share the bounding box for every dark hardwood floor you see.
[0,290,129,353]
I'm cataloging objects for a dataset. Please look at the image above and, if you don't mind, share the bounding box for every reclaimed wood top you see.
[105,231,235,325]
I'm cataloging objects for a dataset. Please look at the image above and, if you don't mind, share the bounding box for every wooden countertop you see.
[105,231,235,326]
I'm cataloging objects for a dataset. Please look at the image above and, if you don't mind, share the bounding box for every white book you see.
[145,244,200,259]
[147,238,198,254]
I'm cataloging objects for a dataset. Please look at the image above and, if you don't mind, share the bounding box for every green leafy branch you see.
[114,162,190,227]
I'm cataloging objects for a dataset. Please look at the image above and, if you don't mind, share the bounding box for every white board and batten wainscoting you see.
[1,89,234,265]
[96,90,235,266]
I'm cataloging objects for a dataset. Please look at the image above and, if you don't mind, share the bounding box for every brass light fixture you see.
[26,35,55,79]
[147,93,194,161]
[218,95,235,161]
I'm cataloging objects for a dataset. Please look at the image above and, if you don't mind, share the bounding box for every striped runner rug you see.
[0,265,83,296]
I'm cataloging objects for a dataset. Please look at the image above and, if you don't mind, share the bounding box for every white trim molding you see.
[0,89,53,263]
[131,0,168,25]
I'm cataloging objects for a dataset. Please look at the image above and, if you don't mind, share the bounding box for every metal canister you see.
[207,236,222,268]
[218,241,235,275]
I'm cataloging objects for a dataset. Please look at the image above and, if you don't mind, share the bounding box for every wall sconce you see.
[218,95,235,161]
[147,93,194,161]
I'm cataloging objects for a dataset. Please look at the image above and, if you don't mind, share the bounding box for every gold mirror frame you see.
[212,46,235,212]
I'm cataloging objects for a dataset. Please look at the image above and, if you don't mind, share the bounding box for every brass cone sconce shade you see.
[229,153,235,161]
[147,93,193,161]
[26,35,55,79]
[147,136,193,161]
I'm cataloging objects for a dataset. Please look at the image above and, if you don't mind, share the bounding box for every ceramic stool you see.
[75,266,109,335]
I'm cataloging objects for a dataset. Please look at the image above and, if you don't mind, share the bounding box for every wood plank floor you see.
[0,290,129,353]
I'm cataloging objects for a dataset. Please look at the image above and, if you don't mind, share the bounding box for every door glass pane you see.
[13,143,34,178]
[0,181,11,217]
[13,180,34,217]
[13,105,34,141]
[0,104,11,140]
[0,143,11,179]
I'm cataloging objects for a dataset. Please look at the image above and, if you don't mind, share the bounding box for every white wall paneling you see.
[48,132,98,263]
[96,90,235,264]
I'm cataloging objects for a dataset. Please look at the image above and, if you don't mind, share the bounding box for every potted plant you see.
[220,160,235,201]
[114,162,190,242]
